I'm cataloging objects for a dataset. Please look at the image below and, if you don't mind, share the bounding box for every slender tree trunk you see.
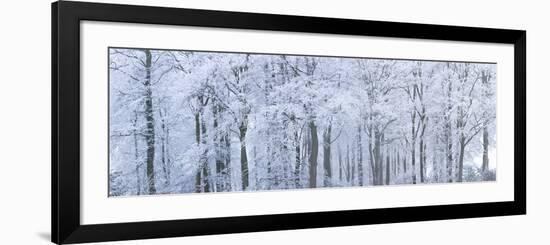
[357,126,364,186]
[159,109,170,186]
[457,137,466,182]
[338,144,343,182]
[194,113,200,144]
[419,137,424,183]
[294,131,301,188]
[481,69,491,173]
[385,150,390,185]
[201,113,210,192]
[446,131,453,182]
[166,126,171,186]
[323,124,332,186]
[308,121,319,188]
[378,133,384,185]
[224,132,231,189]
[411,112,417,184]
[482,127,489,172]
[392,149,396,176]
[194,113,202,193]
[372,131,381,185]
[143,50,156,195]
[368,124,376,185]
[346,144,351,183]
[445,79,454,183]
[432,135,438,182]
[239,122,249,191]
[132,111,141,195]
[397,151,401,176]
[403,157,407,174]
[351,140,356,185]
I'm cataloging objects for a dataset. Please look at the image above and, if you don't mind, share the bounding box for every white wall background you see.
[0,0,547,244]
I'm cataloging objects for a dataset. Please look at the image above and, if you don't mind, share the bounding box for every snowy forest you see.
[108,48,497,197]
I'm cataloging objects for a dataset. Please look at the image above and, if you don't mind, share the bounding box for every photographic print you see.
[108,48,496,197]
[53,3,525,243]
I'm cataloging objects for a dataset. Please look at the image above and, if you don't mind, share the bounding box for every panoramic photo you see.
[108,48,497,197]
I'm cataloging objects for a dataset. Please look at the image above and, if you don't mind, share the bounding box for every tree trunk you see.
[239,122,249,191]
[143,50,156,195]
[419,137,424,183]
[372,131,381,185]
[201,113,210,192]
[396,150,401,176]
[338,144,343,182]
[411,112,418,185]
[159,109,170,186]
[368,124,376,185]
[213,106,224,192]
[457,137,465,182]
[385,150,390,185]
[395,150,403,174]
[224,132,231,188]
[308,121,319,188]
[377,133,384,185]
[351,141,356,185]
[481,69,491,173]
[132,111,141,195]
[432,135,439,182]
[445,79,454,183]
[357,126,364,186]
[482,127,489,172]
[346,144,351,183]
[194,113,202,193]
[294,131,301,188]
[403,157,407,174]
[322,124,332,187]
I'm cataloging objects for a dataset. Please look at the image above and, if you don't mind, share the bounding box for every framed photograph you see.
[52,1,526,244]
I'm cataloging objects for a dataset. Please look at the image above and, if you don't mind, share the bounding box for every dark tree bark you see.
[323,124,332,186]
[194,113,201,192]
[410,111,417,185]
[457,135,466,182]
[418,136,425,183]
[239,119,249,191]
[403,157,407,174]
[371,130,385,185]
[193,95,211,193]
[143,50,156,195]
[482,127,489,172]
[385,150,390,185]
[308,121,319,188]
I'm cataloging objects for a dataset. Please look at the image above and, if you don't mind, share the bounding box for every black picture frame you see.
[52,1,526,244]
